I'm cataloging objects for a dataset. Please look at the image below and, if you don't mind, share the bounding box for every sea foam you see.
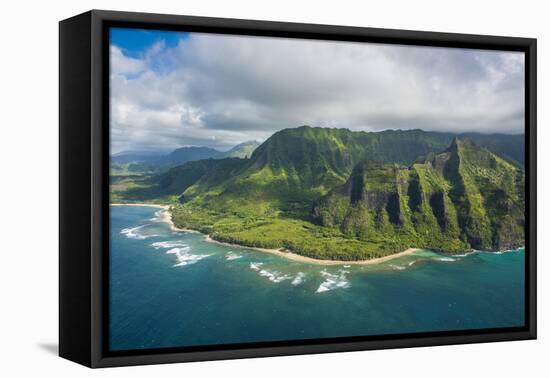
[225,251,243,260]
[249,262,292,283]
[258,269,292,283]
[493,248,519,254]
[166,247,211,267]
[120,224,159,240]
[226,255,243,260]
[151,240,188,249]
[389,264,407,270]
[149,209,164,222]
[291,272,306,286]
[316,269,350,293]
[250,262,264,271]
[436,257,456,262]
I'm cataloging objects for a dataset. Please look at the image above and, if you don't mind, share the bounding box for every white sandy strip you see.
[203,234,420,266]
[110,203,420,266]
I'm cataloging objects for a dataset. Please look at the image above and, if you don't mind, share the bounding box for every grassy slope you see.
[314,138,524,254]
[113,127,525,260]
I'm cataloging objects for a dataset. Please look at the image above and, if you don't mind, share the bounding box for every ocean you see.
[109,205,525,351]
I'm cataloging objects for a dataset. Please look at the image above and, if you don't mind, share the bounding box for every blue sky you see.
[109,28,525,154]
[110,27,186,58]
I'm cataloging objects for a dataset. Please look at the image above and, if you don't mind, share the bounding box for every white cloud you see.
[110,33,525,153]
[110,46,146,76]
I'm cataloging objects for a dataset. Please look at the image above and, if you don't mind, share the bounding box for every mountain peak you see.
[314,136,524,251]
[223,140,261,158]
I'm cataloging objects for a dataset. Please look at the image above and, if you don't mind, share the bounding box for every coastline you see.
[111,203,169,209]
[203,234,420,266]
[110,202,420,265]
[110,203,200,233]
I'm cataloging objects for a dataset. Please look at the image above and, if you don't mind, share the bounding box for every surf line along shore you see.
[110,203,420,266]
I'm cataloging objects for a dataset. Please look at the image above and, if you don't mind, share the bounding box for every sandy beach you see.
[203,234,419,265]
[111,203,420,266]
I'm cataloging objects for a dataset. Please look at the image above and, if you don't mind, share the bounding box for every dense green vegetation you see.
[111,158,249,203]
[314,138,524,252]
[171,203,407,260]
[112,126,525,260]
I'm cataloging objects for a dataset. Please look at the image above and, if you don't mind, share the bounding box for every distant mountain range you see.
[112,140,261,171]
[112,126,525,260]
[110,150,165,164]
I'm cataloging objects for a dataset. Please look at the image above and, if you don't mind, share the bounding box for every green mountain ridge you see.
[313,138,524,252]
[222,141,261,158]
[112,126,525,260]
[113,158,248,202]
[177,127,524,213]
[111,140,261,176]
[159,146,224,166]
[156,141,262,167]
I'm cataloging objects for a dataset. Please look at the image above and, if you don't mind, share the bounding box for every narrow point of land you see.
[110,202,421,266]
[110,203,199,233]
[203,234,420,266]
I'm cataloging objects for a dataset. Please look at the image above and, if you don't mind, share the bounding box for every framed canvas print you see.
[59,10,537,368]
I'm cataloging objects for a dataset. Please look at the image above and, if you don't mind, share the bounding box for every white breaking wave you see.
[151,240,188,249]
[459,248,519,256]
[408,260,417,266]
[389,264,406,270]
[493,248,519,254]
[257,269,292,283]
[249,262,291,283]
[227,256,243,260]
[316,269,350,293]
[225,253,243,261]
[291,272,306,286]
[120,224,159,240]
[436,257,456,262]
[166,247,211,267]
[149,209,164,222]
[453,250,478,257]
[250,262,264,271]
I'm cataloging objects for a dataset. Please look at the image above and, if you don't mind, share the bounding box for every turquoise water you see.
[109,205,525,351]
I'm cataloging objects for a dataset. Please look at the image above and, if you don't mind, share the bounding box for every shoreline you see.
[111,202,421,265]
[203,234,420,266]
[110,203,200,233]
[111,203,169,209]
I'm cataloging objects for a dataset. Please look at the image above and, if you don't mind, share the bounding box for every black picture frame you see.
[59,9,537,368]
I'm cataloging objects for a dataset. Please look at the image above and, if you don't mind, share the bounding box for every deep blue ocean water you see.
[109,205,525,351]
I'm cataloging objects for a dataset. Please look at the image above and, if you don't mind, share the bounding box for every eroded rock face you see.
[433,152,451,170]
[407,175,423,212]
[313,138,525,252]
[350,174,365,204]
[428,191,448,230]
[387,192,404,225]
[365,191,391,209]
